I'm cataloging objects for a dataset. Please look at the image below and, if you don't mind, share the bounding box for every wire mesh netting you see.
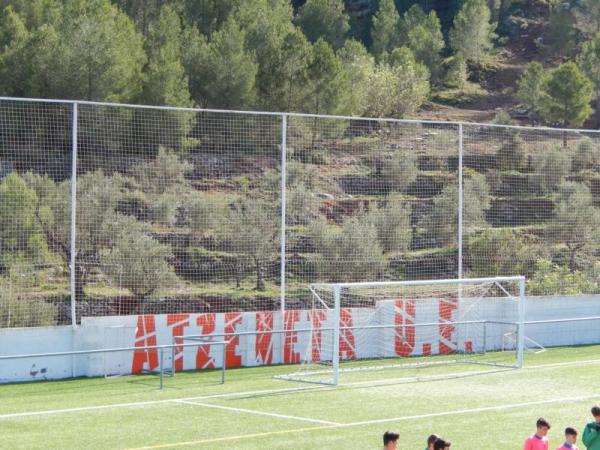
[0,97,599,328]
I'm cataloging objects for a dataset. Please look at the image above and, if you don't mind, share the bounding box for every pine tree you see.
[296,0,349,49]
[577,33,600,125]
[449,0,496,65]
[540,62,594,132]
[404,5,444,84]
[516,62,546,121]
[371,0,401,59]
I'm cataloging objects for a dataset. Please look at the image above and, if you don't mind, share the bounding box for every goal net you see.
[275,276,525,386]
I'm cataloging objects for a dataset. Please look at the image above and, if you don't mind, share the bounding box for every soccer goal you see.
[275,276,525,386]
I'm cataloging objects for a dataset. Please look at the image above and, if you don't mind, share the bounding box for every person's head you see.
[564,427,578,445]
[536,418,551,437]
[433,438,451,450]
[592,405,600,422]
[427,434,439,450]
[383,431,400,449]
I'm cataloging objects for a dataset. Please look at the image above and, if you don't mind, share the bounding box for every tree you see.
[545,7,576,58]
[574,0,600,35]
[466,229,540,278]
[0,173,46,268]
[137,5,194,150]
[274,28,313,112]
[182,0,240,36]
[54,0,146,102]
[534,146,571,193]
[194,18,257,109]
[549,181,600,272]
[296,0,349,49]
[449,0,496,64]
[540,63,594,139]
[305,38,351,115]
[404,6,444,84]
[419,173,491,246]
[387,47,430,117]
[496,132,527,171]
[222,198,279,291]
[443,52,468,90]
[113,0,169,37]
[516,62,546,121]
[366,199,412,253]
[379,148,418,192]
[577,33,600,125]
[310,216,386,282]
[100,227,178,300]
[572,138,600,172]
[371,0,401,59]
[337,39,374,115]
[0,6,32,96]
[528,259,599,295]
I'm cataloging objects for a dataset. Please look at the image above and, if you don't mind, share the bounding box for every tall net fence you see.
[0,97,599,327]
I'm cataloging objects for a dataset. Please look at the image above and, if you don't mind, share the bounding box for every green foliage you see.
[572,138,600,172]
[533,146,571,193]
[528,259,599,295]
[306,38,351,115]
[287,182,319,226]
[220,198,279,290]
[0,173,46,267]
[132,148,191,195]
[182,0,240,36]
[100,227,177,299]
[442,52,468,90]
[420,173,490,246]
[545,7,576,58]
[379,149,418,192]
[187,192,229,234]
[517,62,546,119]
[310,216,386,282]
[403,5,444,84]
[370,0,401,59]
[365,47,429,118]
[366,199,412,254]
[540,62,594,128]
[296,0,349,49]
[337,39,374,115]
[466,229,540,278]
[449,0,496,64]
[574,0,600,34]
[549,181,600,272]
[496,133,527,171]
[194,17,258,109]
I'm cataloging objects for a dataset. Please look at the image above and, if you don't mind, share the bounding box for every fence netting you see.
[0,98,598,327]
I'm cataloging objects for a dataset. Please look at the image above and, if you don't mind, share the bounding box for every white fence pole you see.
[458,123,464,281]
[280,114,287,317]
[70,102,78,329]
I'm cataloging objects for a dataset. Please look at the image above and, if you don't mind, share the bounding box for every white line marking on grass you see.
[0,386,328,420]
[128,392,600,449]
[174,399,340,425]
[2,357,600,421]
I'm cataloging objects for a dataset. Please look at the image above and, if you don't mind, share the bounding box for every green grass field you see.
[2,346,600,449]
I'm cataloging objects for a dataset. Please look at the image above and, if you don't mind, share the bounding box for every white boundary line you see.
[128,392,600,449]
[2,357,600,421]
[174,399,340,425]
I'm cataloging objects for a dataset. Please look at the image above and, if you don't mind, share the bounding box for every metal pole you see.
[517,278,526,369]
[280,114,287,318]
[332,285,341,386]
[70,102,78,328]
[221,342,226,384]
[159,348,164,389]
[458,123,464,281]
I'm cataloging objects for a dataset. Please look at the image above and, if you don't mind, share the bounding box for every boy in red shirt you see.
[525,418,551,450]
[556,427,579,450]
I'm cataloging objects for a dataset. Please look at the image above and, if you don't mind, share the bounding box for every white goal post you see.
[275,276,525,386]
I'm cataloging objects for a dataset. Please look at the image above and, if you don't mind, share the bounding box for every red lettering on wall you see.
[224,312,243,368]
[283,311,301,364]
[394,299,415,357]
[439,297,458,354]
[196,314,216,369]
[131,315,158,374]
[255,312,273,365]
[338,308,356,360]
[167,314,190,371]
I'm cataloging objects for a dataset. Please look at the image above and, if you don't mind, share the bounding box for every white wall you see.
[1,295,599,383]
